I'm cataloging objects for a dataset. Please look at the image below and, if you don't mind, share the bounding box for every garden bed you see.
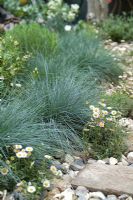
[0,0,133,199]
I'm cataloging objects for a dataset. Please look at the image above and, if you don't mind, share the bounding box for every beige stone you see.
[109,157,118,165]
[53,178,71,192]
[72,163,133,196]
[54,188,76,200]
[46,188,60,200]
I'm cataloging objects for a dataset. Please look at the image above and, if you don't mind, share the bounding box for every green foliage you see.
[0,36,30,81]
[118,71,133,98]
[0,23,58,97]
[22,70,99,135]
[0,69,99,156]
[0,25,102,158]
[45,0,79,32]
[0,145,62,198]
[0,17,126,196]
[4,0,43,20]
[74,20,98,34]
[102,92,133,117]
[0,35,30,97]
[0,88,65,154]
[99,15,133,42]
[0,159,17,191]
[3,0,79,32]
[83,103,126,159]
[58,31,122,82]
[5,23,58,57]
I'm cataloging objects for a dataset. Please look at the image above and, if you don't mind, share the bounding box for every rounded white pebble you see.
[87,192,106,200]
[109,157,118,165]
[127,152,133,163]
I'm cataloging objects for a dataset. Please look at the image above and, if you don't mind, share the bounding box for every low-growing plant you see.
[0,35,30,96]
[74,20,99,34]
[0,70,99,157]
[118,71,133,98]
[83,101,126,159]
[44,0,79,31]
[4,0,43,20]
[23,72,98,132]
[4,0,79,32]
[102,70,133,118]
[99,14,133,42]
[0,100,57,155]
[102,92,133,117]
[58,31,122,82]
[0,144,62,199]
[5,23,58,57]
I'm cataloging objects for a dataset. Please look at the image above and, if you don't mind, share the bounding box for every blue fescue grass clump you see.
[0,70,99,156]
[4,26,122,83]
[0,27,102,157]
[24,73,98,127]
[0,25,120,158]
[58,31,123,82]
[0,97,82,155]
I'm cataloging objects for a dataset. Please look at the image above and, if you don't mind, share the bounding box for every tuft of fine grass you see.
[102,91,133,117]
[0,98,82,155]
[58,31,123,83]
[99,14,133,42]
[0,70,99,156]
[4,23,58,58]
[23,71,99,130]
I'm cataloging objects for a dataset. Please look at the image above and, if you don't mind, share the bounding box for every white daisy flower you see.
[50,165,57,174]
[98,121,105,128]
[93,112,100,118]
[93,107,100,113]
[102,110,108,115]
[43,179,50,188]
[21,152,28,158]
[16,152,23,158]
[16,151,27,158]
[27,186,36,193]
[1,168,9,175]
[25,147,33,152]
